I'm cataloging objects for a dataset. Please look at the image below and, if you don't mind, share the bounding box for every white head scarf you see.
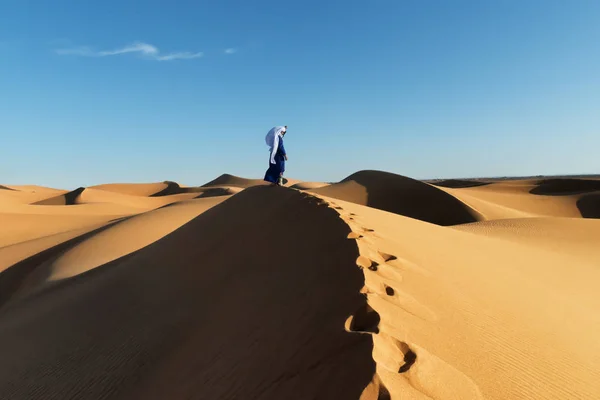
[265,126,286,164]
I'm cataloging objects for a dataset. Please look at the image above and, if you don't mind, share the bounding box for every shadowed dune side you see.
[0,222,112,273]
[33,187,85,205]
[0,186,375,400]
[311,170,481,226]
[0,213,122,248]
[0,197,230,306]
[39,196,230,285]
[530,178,600,195]
[0,222,120,309]
[578,193,600,218]
[0,185,16,191]
[430,179,491,188]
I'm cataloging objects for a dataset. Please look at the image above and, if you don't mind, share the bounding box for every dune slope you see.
[437,179,600,220]
[578,192,600,218]
[201,173,268,188]
[311,170,481,225]
[2,173,599,399]
[311,194,600,399]
[0,186,374,400]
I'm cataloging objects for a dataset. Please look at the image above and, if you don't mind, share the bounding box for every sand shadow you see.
[0,186,375,399]
[430,179,491,189]
[149,181,187,197]
[0,220,123,309]
[577,193,600,218]
[320,171,480,226]
[530,179,600,196]
[33,187,85,206]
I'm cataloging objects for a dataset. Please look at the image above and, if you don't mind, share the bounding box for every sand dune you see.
[0,186,374,399]
[0,185,68,205]
[578,192,600,218]
[436,178,600,220]
[33,187,199,208]
[314,194,600,399]
[0,172,599,399]
[90,182,178,196]
[0,213,122,248]
[311,170,482,225]
[530,178,600,195]
[0,222,110,273]
[429,179,491,188]
[45,196,230,282]
[201,173,302,188]
[290,181,330,190]
[201,173,269,188]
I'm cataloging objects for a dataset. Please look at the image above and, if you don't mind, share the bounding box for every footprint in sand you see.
[345,303,380,334]
[377,251,397,262]
[373,334,417,374]
[384,286,395,296]
[347,232,363,239]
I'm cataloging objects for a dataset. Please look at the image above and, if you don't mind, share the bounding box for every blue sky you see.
[1,0,599,189]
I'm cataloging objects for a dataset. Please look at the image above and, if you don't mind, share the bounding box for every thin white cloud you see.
[55,41,203,61]
[224,48,237,54]
[155,51,204,61]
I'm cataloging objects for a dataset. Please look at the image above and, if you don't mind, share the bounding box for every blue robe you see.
[264,137,286,183]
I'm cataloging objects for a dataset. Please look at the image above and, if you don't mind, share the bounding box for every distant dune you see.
[290,181,330,190]
[0,172,599,399]
[311,170,482,225]
[90,182,177,197]
[201,173,269,188]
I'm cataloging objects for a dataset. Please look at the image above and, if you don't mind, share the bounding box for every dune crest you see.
[1,172,599,399]
[437,178,600,219]
[201,173,268,188]
[0,186,375,399]
[90,182,176,197]
[311,170,482,225]
[307,193,600,399]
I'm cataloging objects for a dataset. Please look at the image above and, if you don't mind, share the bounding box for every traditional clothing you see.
[264,126,287,184]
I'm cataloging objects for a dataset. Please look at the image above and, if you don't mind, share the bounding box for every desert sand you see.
[0,171,599,399]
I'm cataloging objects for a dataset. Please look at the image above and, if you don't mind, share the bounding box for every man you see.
[264,125,288,186]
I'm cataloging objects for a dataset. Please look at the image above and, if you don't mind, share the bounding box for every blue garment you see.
[264,137,286,183]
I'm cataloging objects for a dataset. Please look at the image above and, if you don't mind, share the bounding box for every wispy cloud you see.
[55,42,203,61]
[224,48,237,55]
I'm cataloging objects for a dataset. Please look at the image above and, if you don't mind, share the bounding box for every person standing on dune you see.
[264,125,288,186]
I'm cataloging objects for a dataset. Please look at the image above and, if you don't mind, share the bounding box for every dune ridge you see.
[311,170,482,225]
[0,186,375,399]
[1,173,599,399]
[306,193,600,399]
[201,173,268,188]
[436,178,600,220]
